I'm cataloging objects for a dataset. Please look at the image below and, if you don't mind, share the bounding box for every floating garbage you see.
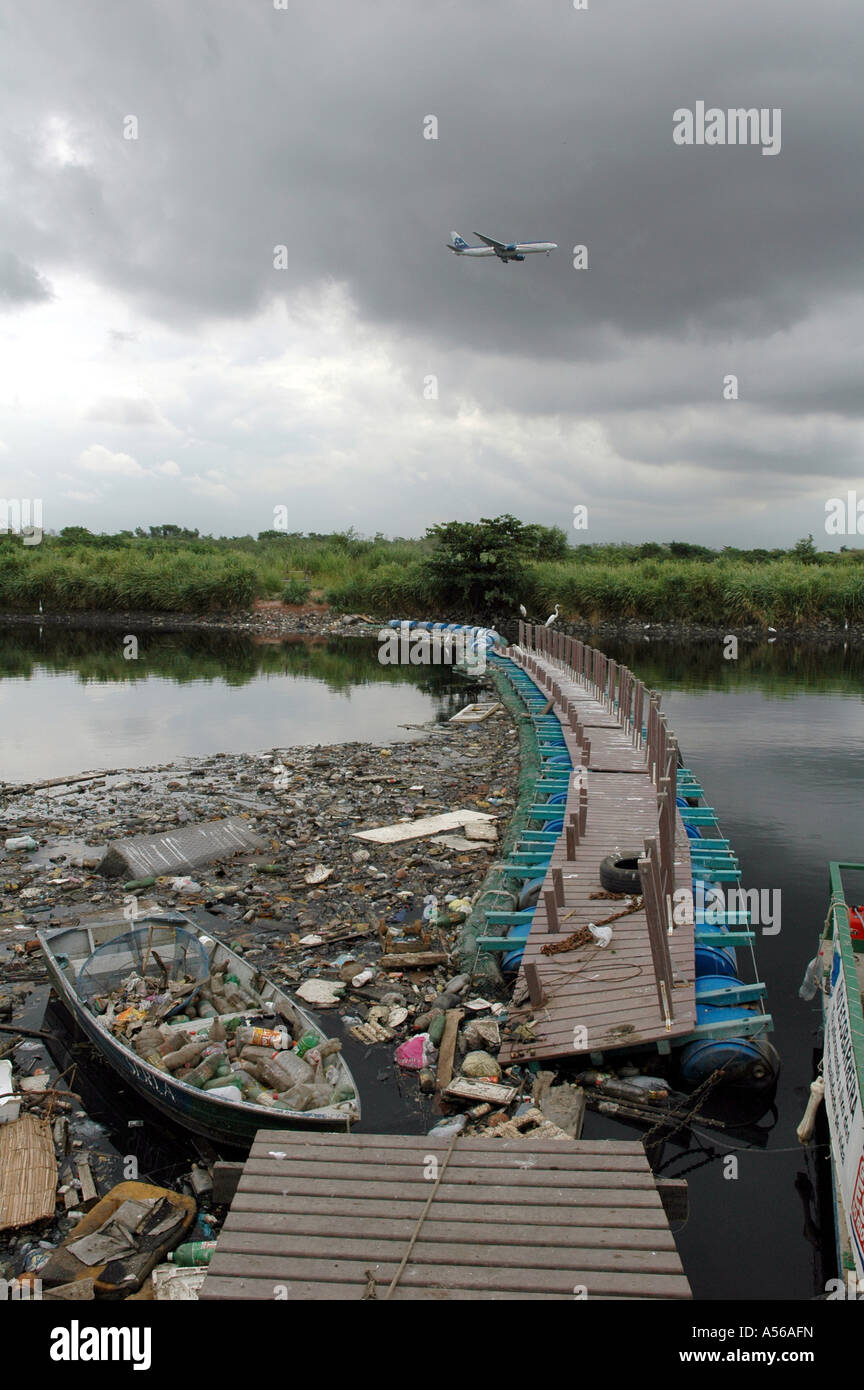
[394,1034,434,1070]
[304,865,333,885]
[295,978,345,1008]
[460,1050,501,1079]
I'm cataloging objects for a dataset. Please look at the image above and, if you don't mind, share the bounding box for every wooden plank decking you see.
[498,647,696,1064]
[200,1131,691,1300]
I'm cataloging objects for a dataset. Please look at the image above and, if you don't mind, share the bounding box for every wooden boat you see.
[38,909,361,1146]
[802,862,864,1283]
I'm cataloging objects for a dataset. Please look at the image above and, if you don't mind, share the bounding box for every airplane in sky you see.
[447,231,557,263]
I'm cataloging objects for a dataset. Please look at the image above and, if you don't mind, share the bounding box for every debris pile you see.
[87,947,356,1116]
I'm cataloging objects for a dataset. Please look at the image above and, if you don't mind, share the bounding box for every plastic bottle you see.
[181,1050,226,1088]
[799,955,821,1001]
[259,1050,314,1091]
[132,1025,166,1057]
[191,1213,216,1241]
[234,1025,290,1051]
[162,1039,208,1071]
[203,1084,243,1103]
[295,1032,319,1058]
[239,1044,281,1066]
[168,1241,217,1267]
[229,1066,265,1101]
[275,1082,333,1111]
[5,836,37,852]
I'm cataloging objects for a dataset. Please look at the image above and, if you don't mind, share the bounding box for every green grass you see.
[0,529,861,624]
[281,577,311,604]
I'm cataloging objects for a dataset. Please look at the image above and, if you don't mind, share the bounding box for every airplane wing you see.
[473,232,510,251]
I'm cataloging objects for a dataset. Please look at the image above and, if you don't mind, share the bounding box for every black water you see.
[6,627,864,1300]
[589,638,864,1301]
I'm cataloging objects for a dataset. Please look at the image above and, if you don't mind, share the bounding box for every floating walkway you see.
[200,1130,692,1300]
[482,625,773,1076]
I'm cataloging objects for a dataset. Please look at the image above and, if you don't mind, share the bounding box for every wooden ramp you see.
[497,642,697,1065]
[200,1131,692,1301]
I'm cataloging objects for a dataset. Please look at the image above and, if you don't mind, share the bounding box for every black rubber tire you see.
[599,853,643,894]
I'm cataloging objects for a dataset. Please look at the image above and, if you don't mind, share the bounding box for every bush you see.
[282,577,310,604]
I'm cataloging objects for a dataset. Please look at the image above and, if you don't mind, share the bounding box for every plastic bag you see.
[588,923,613,948]
[395,1033,432,1070]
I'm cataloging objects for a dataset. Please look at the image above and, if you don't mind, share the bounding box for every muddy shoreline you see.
[0,605,861,644]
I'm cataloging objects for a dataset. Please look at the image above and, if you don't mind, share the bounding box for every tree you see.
[792,534,818,564]
[423,515,531,614]
[520,524,569,561]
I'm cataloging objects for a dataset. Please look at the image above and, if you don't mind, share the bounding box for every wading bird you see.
[545,604,560,627]
[519,604,528,618]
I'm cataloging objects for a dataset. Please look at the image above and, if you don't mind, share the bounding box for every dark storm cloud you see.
[3,0,861,349]
[1,0,863,537]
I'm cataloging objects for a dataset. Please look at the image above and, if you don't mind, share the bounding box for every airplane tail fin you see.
[448,231,470,251]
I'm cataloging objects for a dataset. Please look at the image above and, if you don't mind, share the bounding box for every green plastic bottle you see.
[296,1032,319,1058]
[168,1241,217,1266]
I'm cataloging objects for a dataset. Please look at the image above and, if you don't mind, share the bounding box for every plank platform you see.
[200,1131,691,1301]
[498,648,697,1063]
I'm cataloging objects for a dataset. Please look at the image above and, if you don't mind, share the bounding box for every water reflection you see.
[0,625,475,782]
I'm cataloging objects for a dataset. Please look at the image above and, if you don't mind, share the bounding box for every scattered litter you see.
[443,1078,518,1105]
[394,1034,434,1070]
[460,1050,501,1079]
[0,1113,56,1229]
[98,817,265,879]
[464,821,498,843]
[427,1113,468,1138]
[350,1020,392,1044]
[589,923,613,948]
[304,865,333,885]
[353,810,495,844]
[487,1107,572,1142]
[449,702,502,724]
[295,978,345,1007]
[152,1262,208,1299]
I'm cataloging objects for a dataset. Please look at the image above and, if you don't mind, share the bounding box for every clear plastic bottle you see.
[234,1024,290,1051]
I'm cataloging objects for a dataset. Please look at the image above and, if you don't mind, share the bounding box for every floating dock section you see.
[482,624,771,1070]
[200,1130,691,1300]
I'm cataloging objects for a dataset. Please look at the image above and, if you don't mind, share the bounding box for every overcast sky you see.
[1,0,862,546]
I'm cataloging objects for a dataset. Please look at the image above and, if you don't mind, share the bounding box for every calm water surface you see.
[0,626,471,782]
[597,638,864,1301]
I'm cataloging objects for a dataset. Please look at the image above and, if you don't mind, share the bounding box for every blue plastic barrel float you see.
[678,1021,779,1088]
[681,887,779,1087]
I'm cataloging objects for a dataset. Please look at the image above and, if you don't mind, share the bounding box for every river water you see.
[2,624,862,1301]
[0,626,469,783]
[597,637,864,1301]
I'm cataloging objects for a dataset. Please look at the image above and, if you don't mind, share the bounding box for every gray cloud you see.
[0,250,52,305]
[1,0,862,539]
